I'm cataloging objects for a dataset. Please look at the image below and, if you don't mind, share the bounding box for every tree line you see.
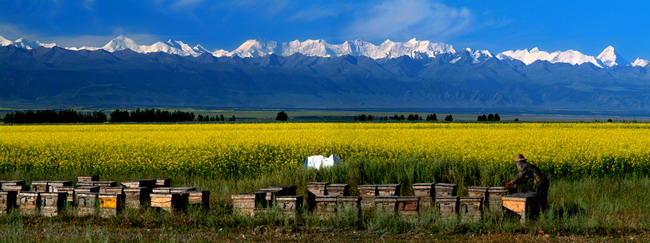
[477,114,501,122]
[354,113,453,122]
[3,110,107,124]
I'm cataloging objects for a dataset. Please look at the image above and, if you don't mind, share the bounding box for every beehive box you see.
[31,181,49,192]
[413,183,434,208]
[397,196,419,216]
[412,183,434,197]
[152,187,195,194]
[54,186,76,204]
[434,183,458,197]
[154,178,171,187]
[436,196,459,217]
[150,193,188,213]
[122,179,156,188]
[314,195,338,217]
[18,192,40,216]
[459,197,483,221]
[0,180,25,186]
[374,196,398,214]
[40,192,66,217]
[231,192,265,216]
[47,181,72,193]
[77,175,99,182]
[276,196,303,216]
[467,186,489,208]
[75,192,98,216]
[258,188,283,208]
[357,185,378,209]
[336,196,361,211]
[93,181,117,193]
[0,191,18,214]
[377,184,401,196]
[266,185,297,196]
[326,184,349,196]
[104,187,124,195]
[2,185,29,192]
[488,187,510,212]
[123,187,151,209]
[188,191,210,208]
[307,182,329,196]
[502,192,537,223]
[99,193,124,217]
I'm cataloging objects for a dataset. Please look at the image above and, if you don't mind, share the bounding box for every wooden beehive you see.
[357,185,378,209]
[374,196,398,214]
[18,192,40,216]
[154,178,171,187]
[123,187,152,209]
[188,191,210,208]
[0,180,25,186]
[336,196,361,211]
[412,183,434,197]
[434,183,458,197]
[276,196,303,216]
[487,187,509,212]
[266,185,297,196]
[502,192,537,223]
[2,185,29,192]
[152,187,195,194]
[467,186,489,209]
[258,188,283,208]
[121,179,156,188]
[104,187,124,195]
[397,196,419,216]
[75,192,98,216]
[54,186,75,204]
[307,182,329,196]
[46,181,72,193]
[459,197,483,221]
[40,192,66,217]
[436,196,459,217]
[77,175,99,182]
[31,181,49,192]
[413,183,435,208]
[150,193,188,213]
[0,191,18,214]
[98,193,124,217]
[377,184,401,196]
[314,195,337,217]
[231,192,265,216]
[93,181,117,193]
[326,184,349,196]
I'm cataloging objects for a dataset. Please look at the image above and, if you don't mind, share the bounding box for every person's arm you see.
[511,165,531,185]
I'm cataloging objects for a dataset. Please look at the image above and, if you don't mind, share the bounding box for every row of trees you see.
[197,114,236,122]
[3,110,107,124]
[353,113,453,122]
[109,109,197,123]
[477,114,501,122]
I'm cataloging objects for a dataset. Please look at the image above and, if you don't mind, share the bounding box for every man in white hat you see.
[505,154,550,210]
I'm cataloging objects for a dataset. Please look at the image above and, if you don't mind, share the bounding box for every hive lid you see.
[412,183,434,186]
[358,185,377,188]
[503,192,536,199]
[327,184,349,187]
[467,186,489,190]
[435,183,457,187]
[307,182,330,185]
[459,197,483,201]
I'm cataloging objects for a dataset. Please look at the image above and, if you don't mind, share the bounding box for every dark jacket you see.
[511,160,547,186]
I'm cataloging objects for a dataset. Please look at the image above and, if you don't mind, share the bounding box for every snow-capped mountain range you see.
[0,35,647,68]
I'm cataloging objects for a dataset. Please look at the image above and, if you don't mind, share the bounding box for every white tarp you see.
[304,155,341,169]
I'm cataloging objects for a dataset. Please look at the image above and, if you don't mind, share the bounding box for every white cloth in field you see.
[304,155,341,169]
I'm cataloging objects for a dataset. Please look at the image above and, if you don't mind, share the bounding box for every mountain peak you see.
[0,35,13,46]
[597,45,628,67]
[632,58,649,67]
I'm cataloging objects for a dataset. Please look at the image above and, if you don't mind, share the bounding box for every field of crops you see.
[1,123,649,178]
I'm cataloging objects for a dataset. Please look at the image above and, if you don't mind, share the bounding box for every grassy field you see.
[1,122,650,241]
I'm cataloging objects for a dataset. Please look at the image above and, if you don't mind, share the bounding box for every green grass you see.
[0,158,649,240]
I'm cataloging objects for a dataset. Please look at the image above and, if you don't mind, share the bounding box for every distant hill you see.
[2,44,650,111]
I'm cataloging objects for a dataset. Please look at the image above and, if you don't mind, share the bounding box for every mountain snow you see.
[1,34,647,68]
[497,47,602,67]
[632,58,649,67]
[597,46,629,67]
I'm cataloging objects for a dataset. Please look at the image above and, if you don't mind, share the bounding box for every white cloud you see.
[342,0,473,41]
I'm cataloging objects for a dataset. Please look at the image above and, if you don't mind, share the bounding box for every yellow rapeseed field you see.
[0,123,649,177]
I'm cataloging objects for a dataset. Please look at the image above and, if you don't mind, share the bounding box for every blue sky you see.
[1,0,649,59]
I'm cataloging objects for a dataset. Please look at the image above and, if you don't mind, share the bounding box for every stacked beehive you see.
[232,185,302,217]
